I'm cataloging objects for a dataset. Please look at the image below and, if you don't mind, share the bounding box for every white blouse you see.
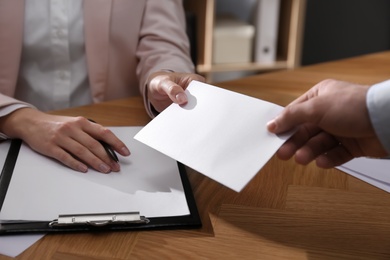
[15,0,91,112]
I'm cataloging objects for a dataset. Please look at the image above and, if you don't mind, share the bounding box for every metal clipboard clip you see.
[49,212,149,227]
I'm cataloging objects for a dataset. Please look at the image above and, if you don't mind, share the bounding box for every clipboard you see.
[0,128,201,235]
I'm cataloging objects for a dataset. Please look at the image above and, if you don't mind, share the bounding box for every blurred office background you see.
[184,0,390,82]
[302,0,390,65]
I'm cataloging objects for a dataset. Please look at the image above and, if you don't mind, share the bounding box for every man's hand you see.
[267,79,387,168]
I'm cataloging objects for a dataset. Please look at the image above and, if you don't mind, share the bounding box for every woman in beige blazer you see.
[0,0,204,173]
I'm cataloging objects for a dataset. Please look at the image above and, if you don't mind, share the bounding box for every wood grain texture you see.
[3,51,390,260]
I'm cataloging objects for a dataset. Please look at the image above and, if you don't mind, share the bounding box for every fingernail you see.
[78,164,88,173]
[99,163,111,173]
[111,162,120,172]
[121,147,130,156]
[267,120,277,132]
[176,93,188,104]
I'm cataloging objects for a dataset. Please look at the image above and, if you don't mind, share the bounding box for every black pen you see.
[88,119,119,162]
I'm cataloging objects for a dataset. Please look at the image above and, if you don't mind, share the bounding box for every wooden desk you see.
[4,51,390,259]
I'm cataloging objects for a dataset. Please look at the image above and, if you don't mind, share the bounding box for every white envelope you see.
[135,81,292,192]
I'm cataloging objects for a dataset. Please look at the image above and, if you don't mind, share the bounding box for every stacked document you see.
[339,158,390,193]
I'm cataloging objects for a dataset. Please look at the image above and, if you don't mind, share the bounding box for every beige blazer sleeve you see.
[136,0,195,117]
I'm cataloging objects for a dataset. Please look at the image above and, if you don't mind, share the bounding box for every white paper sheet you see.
[135,81,292,192]
[0,141,45,258]
[0,234,44,258]
[338,157,390,193]
[0,127,189,221]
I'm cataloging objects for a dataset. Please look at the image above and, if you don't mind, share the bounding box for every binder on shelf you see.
[0,127,201,235]
[253,0,281,64]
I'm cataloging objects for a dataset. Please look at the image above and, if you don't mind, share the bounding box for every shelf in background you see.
[184,0,306,82]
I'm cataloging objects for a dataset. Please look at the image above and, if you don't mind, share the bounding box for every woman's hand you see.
[147,71,205,112]
[0,108,130,173]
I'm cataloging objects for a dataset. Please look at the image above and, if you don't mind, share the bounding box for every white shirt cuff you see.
[367,80,390,154]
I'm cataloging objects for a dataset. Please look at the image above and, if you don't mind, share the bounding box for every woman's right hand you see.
[0,108,130,173]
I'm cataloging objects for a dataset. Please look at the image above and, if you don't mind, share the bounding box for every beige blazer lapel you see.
[84,0,112,102]
[0,0,24,96]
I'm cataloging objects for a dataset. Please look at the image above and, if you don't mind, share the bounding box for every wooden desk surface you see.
[4,51,390,260]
